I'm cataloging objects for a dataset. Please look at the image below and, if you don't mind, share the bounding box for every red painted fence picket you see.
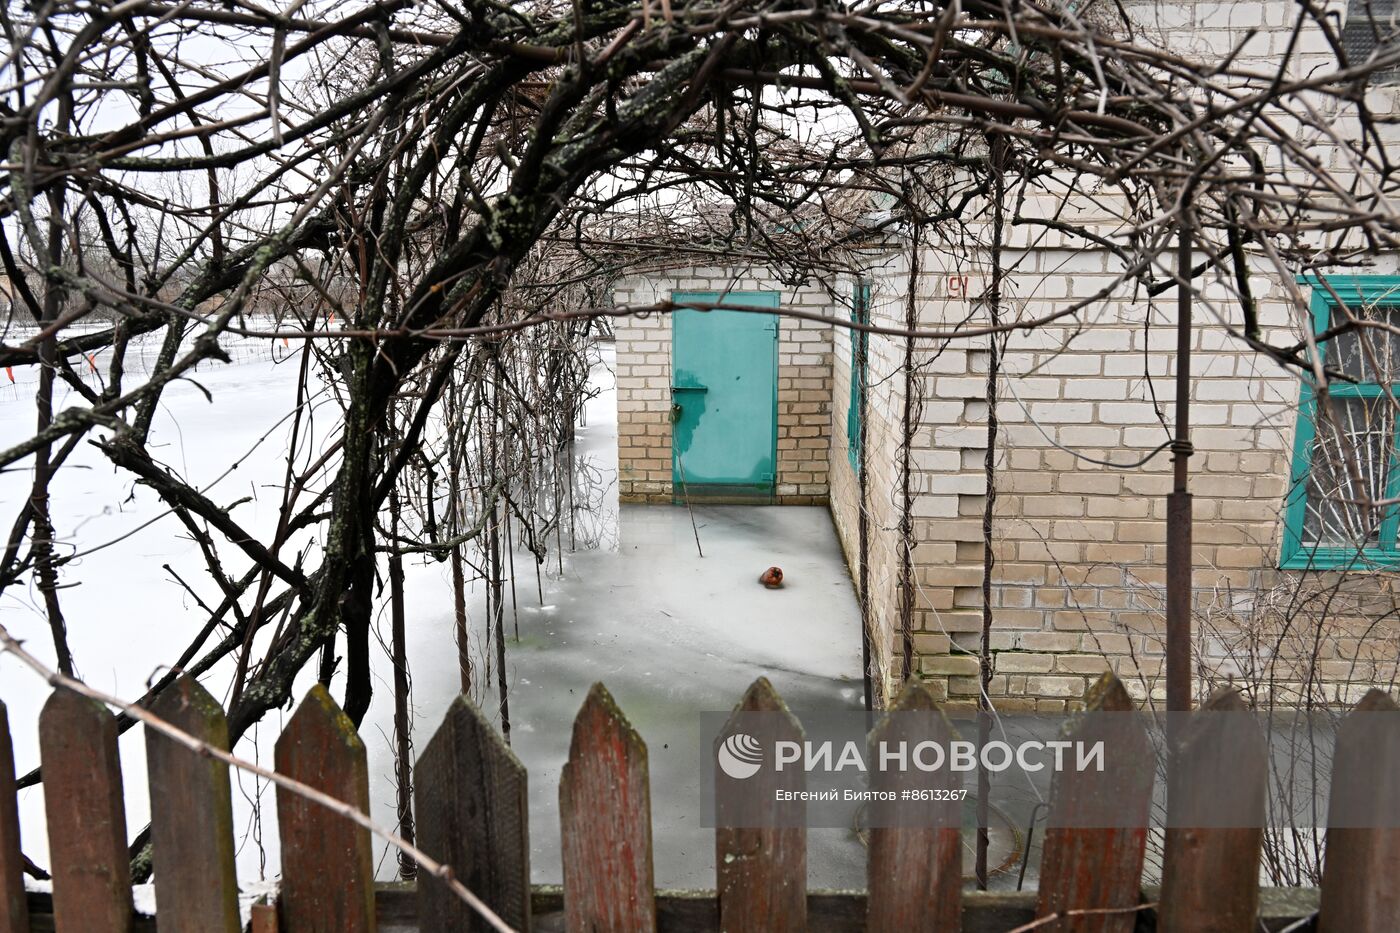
[276,685,377,933]
[1318,689,1400,932]
[715,677,808,933]
[1034,673,1154,933]
[866,680,962,933]
[1158,689,1267,933]
[38,688,132,933]
[559,683,656,933]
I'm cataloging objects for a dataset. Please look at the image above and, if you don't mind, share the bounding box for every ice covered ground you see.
[0,333,338,889]
[357,345,869,887]
[1,336,868,893]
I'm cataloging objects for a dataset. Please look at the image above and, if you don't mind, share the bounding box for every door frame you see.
[670,290,780,502]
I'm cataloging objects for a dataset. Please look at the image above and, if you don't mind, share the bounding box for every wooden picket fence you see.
[0,670,1396,932]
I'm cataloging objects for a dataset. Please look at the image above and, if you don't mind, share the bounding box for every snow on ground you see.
[1,338,867,892]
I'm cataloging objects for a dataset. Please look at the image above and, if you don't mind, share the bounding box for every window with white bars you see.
[1283,280,1400,569]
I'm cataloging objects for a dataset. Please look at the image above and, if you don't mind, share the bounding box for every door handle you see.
[671,385,708,392]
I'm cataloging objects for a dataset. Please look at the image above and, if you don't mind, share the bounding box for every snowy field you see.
[0,335,867,895]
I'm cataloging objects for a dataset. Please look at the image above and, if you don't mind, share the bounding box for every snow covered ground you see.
[1,337,868,895]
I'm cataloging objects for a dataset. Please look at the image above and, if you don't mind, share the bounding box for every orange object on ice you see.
[4,367,12,383]
[758,567,784,589]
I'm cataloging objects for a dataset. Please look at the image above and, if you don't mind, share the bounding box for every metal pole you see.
[855,286,873,713]
[1165,220,1194,714]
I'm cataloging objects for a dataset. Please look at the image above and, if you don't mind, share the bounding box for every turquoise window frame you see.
[1281,275,1400,570]
[846,282,869,473]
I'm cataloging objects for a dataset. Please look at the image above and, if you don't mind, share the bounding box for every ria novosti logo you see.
[717,733,764,779]
[717,734,1107,778]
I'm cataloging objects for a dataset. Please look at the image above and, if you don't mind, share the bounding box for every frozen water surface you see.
[1,334,337,887]
[359,346,867,887]
[373,500,869,888]
[1,339,868,892]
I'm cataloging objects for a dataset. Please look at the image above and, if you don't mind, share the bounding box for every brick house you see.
[615,0,1400,709]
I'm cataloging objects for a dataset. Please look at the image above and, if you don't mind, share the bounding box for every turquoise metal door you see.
[671,292,779,497]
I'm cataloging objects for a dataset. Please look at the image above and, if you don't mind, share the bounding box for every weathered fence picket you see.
[1035,673,1153,933]
[1158,689,1266,933]
[416,694,530,933]
[559,683,656,933]
[145,676,241,932]
[0,702,27,933]
[866,680,962,933]
[1318,688,1400,932]
[38,687,133,933]
[715,677,807,933]
[275,684,377,933]
[250,901,279,933]
[3,670,1394,931]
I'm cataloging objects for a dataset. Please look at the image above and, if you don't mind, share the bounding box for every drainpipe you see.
[1166,219,1194,715]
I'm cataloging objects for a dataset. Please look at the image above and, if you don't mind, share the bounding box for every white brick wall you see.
[826,224,1400,709]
